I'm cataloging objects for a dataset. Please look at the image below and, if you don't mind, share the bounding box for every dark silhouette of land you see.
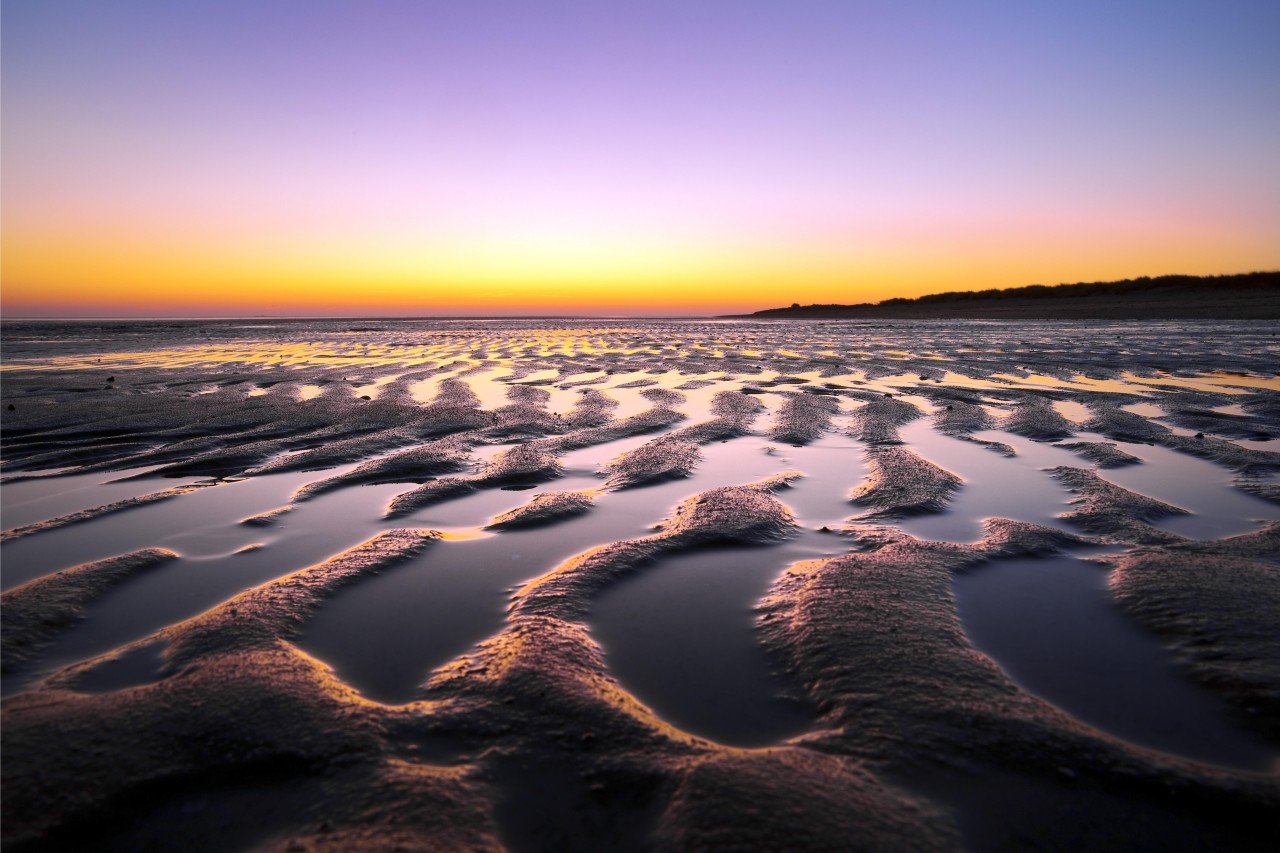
[728,271,1280,320]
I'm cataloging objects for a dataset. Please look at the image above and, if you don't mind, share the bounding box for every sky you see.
[3,0,1278,317]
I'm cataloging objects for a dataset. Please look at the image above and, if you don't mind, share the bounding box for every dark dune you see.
[731,271,1280,320]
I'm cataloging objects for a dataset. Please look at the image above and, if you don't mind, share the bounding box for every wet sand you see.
[2,317,1279,850]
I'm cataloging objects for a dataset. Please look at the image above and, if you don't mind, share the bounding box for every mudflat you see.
[2,317,1278,851]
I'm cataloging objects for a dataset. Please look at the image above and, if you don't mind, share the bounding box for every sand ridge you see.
[2,318,1279,849]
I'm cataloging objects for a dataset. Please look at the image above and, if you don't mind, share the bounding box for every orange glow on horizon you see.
[2,214,1267,317]
[6,2,1278,319]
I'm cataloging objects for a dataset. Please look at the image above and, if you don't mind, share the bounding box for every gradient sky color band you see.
[3,0,1278,316]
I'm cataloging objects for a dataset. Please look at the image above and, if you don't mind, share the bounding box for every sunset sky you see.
[3,0,1278,317]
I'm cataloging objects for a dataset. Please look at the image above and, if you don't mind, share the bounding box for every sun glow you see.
[3,1,1277,317]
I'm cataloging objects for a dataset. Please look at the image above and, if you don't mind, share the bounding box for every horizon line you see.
[0,313,724,322]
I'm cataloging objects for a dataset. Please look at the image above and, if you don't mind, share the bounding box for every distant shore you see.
[725,271,1280,320]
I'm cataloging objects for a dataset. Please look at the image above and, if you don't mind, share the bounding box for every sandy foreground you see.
[1,317,1278,850]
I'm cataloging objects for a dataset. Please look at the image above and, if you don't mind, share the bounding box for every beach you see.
[2,317,1278,850]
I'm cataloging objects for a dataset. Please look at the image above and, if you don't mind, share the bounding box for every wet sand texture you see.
[0,483,213,542]
[1110,524,1280,741]
[1056,441,1145,468]
[850,445,962,518]
[1051,466,1191,544]
[759,522,1280,849]
[2,549,178,668]
[769,392,840,444]
[486,490,597,529]
[2,318,1279,850]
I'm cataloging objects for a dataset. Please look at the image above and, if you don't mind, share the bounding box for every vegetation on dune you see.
[746,271,1280,316]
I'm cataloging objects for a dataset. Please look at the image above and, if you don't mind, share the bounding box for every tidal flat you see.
[2,317,1278,851]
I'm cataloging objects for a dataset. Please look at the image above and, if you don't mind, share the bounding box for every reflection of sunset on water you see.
[3,0,1280,845]
[4,316,1280,850]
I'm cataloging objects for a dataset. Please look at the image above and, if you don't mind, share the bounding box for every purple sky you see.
[4,0,1278,315]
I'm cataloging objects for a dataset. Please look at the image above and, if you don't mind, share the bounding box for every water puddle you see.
[296,531,599,704]
[403,478,599,530]
[407,370,464,404]
[1123,374,1254,395]
[1,481,430,695]
[294,440,850,707]
[559,433,671,476]
[1093,439,1280,539]
[896,424,1079,543]
[894,393,939,414]
[1231,437,1278,452]
[69,639,170,693]
[598,384,660,419]
[1,467,202,532]
[954,553,1273,769]
[1121,403,1165,418]
[0,472,322,590]
[471,442,525,467]
[589,534,833,746]
[1051,401,1093,424]
[542,384,586,416]
[760,434,868,529]
[676,380,752,421]
[462,369,519,411]
[351,374,401,399]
